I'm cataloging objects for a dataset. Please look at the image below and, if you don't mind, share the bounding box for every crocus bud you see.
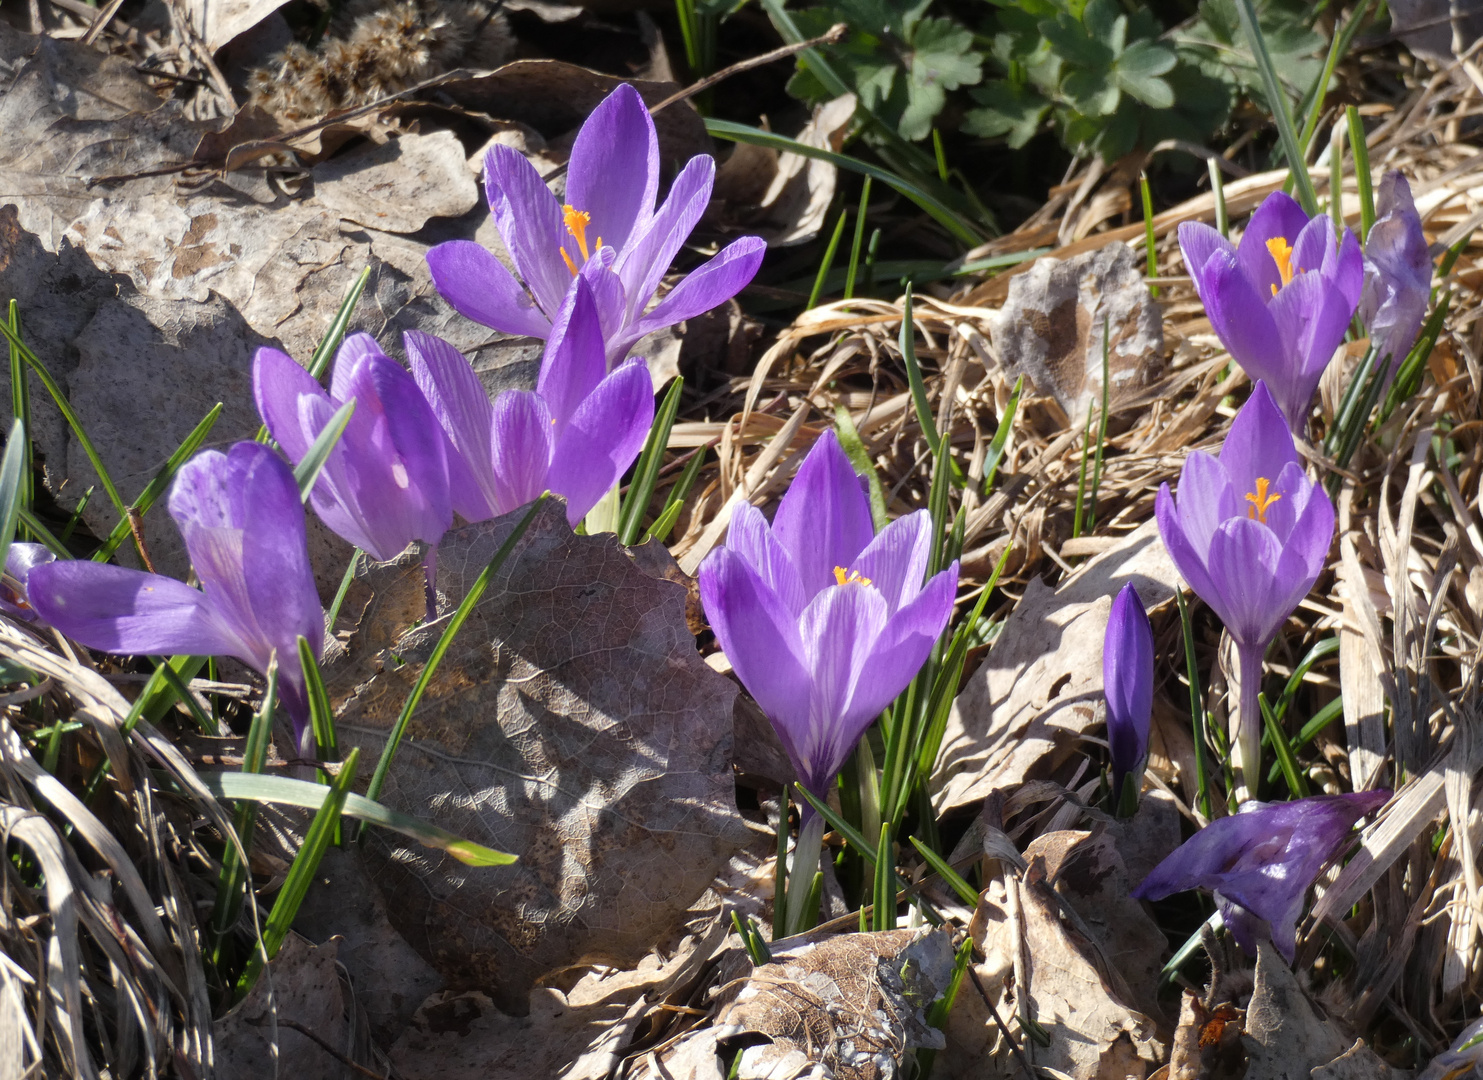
[1359,171,1432,374]
[1104,582,1153,814]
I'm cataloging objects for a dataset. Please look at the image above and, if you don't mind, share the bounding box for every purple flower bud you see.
[405,278,655,528]
[426,83,766,366]
[1104,582,1153,804]
[1,543,55,622]
[27,444,324,750]
[1132,790,1389,962]
[254,333,453,615]
[1155,382,1335,795]
[697,430,958,802]
[1360,171,1433,374]
[1179,191,1363,434]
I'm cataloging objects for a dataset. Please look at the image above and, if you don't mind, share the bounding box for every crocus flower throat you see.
[560,205,601,276]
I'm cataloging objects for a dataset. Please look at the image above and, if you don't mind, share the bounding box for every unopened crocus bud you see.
[1360,171,1433,374]
[1104,582,1153,813]
[1,543,55,622]
[1132,790,1388,962]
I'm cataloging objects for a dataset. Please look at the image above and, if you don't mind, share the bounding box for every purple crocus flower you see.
[405,279,655,528]
[1155,382,1335,798]
[1179,191,1363,433]
[1359,172,1433,373]
[1,543,56,622]
[697,429,958,803]
[254,332,452,615]
[426,83,767,366]
[1104,582,1153,807]
[1132,790,1389,961]
[26,443,324,750]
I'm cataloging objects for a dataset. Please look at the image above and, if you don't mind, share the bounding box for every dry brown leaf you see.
[188,0,295,52]
[328,500,748,1011]
[935,520,1181,814]
[313,129,478,233]
[704,929,955,1080]
[987,241,1164,424]
[1312,1040,1397,1080]
[1241,941,1348,1080]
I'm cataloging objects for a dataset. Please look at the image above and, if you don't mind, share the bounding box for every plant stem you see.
[784,806,826,937]
[1233,643,1264,803]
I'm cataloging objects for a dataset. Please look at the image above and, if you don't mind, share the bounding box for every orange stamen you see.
[563,205,593,261]
[832,566,873,588]
[560,248,578,277]
[1266,237,1299,296]
[1245,477,1282,524]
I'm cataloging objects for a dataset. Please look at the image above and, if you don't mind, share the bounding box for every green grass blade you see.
[210,660,277,944]
[16,507,68,558]
[293,399,355,502]
[1140,175,1158,298]
[1438,231,1474,281]
[618,376,684,546]
[644,447,706,544]
[872,821,893,931]
[325,548,362,630]
[1208,159,1229,238]
[156,655,216,734]
[1297,0,1371,160]
[94,403,223,562]
[0,319,129,525]
[0,418,26,574]
[237,748,361,994]
[773,798,789,940]
[705,119,984,246]
[1177,590,1213,820]
[1234,0,1319,215]
[364,495,546,807]
[1267,695,1344,784]
[1271,637,1338,723]
[808,209,850,310]
[1084,318,1112,533]
[7,303,31,515]
[844,177,872,300]
[1259,692,1308,797]
[834,404,887,530]
[796,783,877,862]
[309,268,372,382]
[909,834,977,907]
[298,636,337,770]
[982,375,1022,494]
[201,767,517,867]
[899,286,942,457]
[1346,106,1374,240]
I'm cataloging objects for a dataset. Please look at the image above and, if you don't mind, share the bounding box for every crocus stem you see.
[784,805,826,937]
[422,549,439,623]
[1233,644,1265,803]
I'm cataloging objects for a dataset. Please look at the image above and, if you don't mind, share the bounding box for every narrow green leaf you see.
[773,798,789,941]
[1267,696,1344,784]
[909,835,977,907]
[1259,693,1308,797]
[1234,0,1319,215]
[834,404,888,530]
[364,495,546,807]
[309,268,372,381]
[1208,159,1229,238]
[705,119,984,246]
[298,636,337,768]
[1346,105,1374,241]
[293,399,356,502]
[95,403,223,561]
[1177,590,1213,820]
[211,660,277,943]
[1084,317,1112,534]
[872,821,894,931]
[16,507,68,559]
[1438,230,1474,281]
[0,418,27,575]
[795,783,878,863]
[7,303,31,515]
[844,176,873,300]
[157,655,216,734]
[618,377,684,546]
[1140,174,1158,298]
[325,549,362,630]
[899,286,942,457]
[731,910,771,965]
[1271,637,1338,724]
[808,209,850,311]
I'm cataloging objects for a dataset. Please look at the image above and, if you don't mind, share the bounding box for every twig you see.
[126,508,155,574]
[249,1018,396,1080]
[648,24,848,116]
[80,0,127,47]
[966,965,1035,1080]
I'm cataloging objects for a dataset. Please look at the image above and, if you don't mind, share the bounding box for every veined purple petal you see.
[27,561,240,659]
[1235,191,1309,298]
[295,392,380,556]
[253,347,326,463]
[1289,213,1334,283]
[329,332,386,403]
[1202,250,1285,386]
[727,501,807,619]
[1266,271,1349,432]
[1206,516,1287,648]
[1169,451,1240,562]
[366,353,453,539]
[577,254,629,353]
[772,430,876,598]
[1177,221,1233,299]
[404,329,499,522]
[1104,582,1153,791]
[565,83,659,257]
[1218,382,1299,501]
[1156,483,1226,614]
[795,579,889,796]
[538,278,609,432]
[426,241,552,339]
[1361,173,1432,370]
[546,358,653,524]
[2,543,56,621]
[485,144,571,321]
[614,155,717,319]
[851,510,932,615]
[1329,225,1365,310]
[698,547,811,773]
[488,389,554,514]
[623,237,767,356]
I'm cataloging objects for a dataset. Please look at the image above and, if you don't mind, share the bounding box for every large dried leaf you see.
[328,500,748,1011]
[1242,942,1348,1080]
[313,130,479,234]
[934,521,1181,814]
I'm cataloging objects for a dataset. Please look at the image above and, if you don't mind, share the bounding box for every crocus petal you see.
[622,236,767,355]
[1178,221,1233,298]
[425,240,552,339]
[1201,250,1285,385]
[253,346,327,463]
[1218,382,1300,501]
[1289,214,1334,283]
[1173,451,1243,563]
[1329,225,1365,309]
[1266,272,1349,431]
[296,393,380,556]
[538,278,609,432]
[1104,582,1153,788]
[614,154,717,318]
[726,501,807,619]
[404,329,498,522]
[796,579,889,795]
[1235,191,1309,297]
[697,547,811,769]
[329,332,386,403]
[369,354,452,524]
[851,510,932,615]
[564,83,659,256]
[850,564,957,727]
[1206,516,1287,648]
[546,358,654,524]
[772,430,876,598]
[488,389,555,514]
[1156,483,1226,612]
[1,542,56,622]
[577,254,629,352]
[485,144,571,320]
[27,561,241,659]
[231,443,322,662]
